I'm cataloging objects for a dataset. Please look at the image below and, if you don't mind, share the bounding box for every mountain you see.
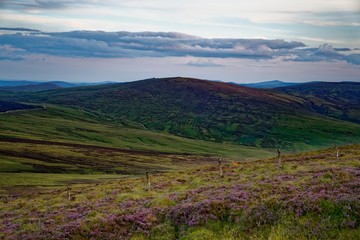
[275,81,360,123]
[0,80,41,87]
[0,82,62,92]
[12,77,359,150]
[239,80,299,89]
[0,80,117,89]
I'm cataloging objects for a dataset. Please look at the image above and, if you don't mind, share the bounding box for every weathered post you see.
[218,158,223,178]
[146,171,151,191]
[335,145,339,160]
[277,148,281,167]
[67,186,71,201]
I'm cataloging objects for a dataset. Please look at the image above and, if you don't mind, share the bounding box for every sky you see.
[0,0,359,83]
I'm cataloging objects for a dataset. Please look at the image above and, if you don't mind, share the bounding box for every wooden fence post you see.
[146,172,151,191]
[277,148,281,167]
[335,145,339,160]
[67,186,71,201]
[218,158,223,178]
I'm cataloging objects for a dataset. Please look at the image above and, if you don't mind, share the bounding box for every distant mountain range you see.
[238,80,299,88]
[3,77,358,149]
[0,80,116,92]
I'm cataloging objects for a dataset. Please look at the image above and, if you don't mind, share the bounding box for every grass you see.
[0,144,359,239]
[269,115,360,151]
[0,105,275,188]
[0,173,123,188]
[0,105,273,158]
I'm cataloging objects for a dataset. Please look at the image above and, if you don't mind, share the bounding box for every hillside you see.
[1,144,359,239]
[0,105,276,187]
[0,83,62,92]
[0,100,40,112]
[275,81,360,124]
[14,77,359,150]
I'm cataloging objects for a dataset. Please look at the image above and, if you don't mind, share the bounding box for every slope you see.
[0,105,272,158]
[21,77,360,149]
[0,100,40,112]
[276,81,360,123]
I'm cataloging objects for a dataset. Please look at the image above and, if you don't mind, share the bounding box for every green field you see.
[0,106,274,187]
[0,105,273,157]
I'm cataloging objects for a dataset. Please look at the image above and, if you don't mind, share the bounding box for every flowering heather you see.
[0,144,359,239]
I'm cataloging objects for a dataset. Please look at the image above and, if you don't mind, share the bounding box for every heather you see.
[1,144,359,239]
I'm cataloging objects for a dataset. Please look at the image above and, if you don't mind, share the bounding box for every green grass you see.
[0,105,275,188]
[0,173,123,187]
[269,115,360,151]
[0,105,273,159]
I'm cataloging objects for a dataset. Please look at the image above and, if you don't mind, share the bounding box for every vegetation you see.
[1,144,359,239]
[0,105,273,187]
[0,100,40,112]
[0,105,272,158]
[0,78,359,239]
[7,77,358,149]
[275,81,360,123]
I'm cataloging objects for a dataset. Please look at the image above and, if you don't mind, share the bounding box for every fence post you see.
[218,158,223,178]
[335,145,339,160]
[277,148,281,167]
[146,171,151,191]
[67,186,71,201]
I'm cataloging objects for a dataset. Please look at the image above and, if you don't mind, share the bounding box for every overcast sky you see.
[0,0,359,83]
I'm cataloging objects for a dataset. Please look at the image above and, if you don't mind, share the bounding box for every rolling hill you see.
[6,77,359,150]
[275,81,360,124]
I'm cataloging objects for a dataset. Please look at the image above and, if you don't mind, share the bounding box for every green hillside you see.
[15,77,360,149]
[276,81,360,123]
[0,105,276,187]
[0,105,272,158]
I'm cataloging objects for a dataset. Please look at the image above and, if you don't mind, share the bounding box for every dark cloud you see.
[344,54,360,65]
[0,27,40,32]
[291,44,359,65]
[334,48,352,52]
[0,29,358,65]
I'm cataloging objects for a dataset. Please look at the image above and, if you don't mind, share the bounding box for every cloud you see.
[0,27,40,32]
[187,59,224,67]
[344,54,360,65]
[0,29,358,65]
[289,44,360,65]
[0,45,26,61]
